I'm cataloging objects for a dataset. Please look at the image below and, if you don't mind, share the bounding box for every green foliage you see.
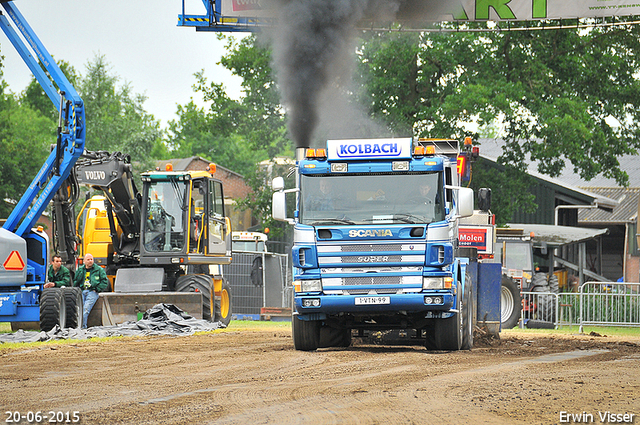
[356,25,640,187]
[233,162,293,240]
[0,54,163,218]
[469,157,537,225]
[0,84,54,216]
[21,60,79,122]
[79,55,162,172]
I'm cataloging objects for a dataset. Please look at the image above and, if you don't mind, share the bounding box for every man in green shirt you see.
[44,254,71,288]
[73,253,109,328]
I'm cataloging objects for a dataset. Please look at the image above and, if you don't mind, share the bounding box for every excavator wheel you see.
[175,274,215,321]
[214,279,232,326]
[39,288,66,331]
[63,287,83,329]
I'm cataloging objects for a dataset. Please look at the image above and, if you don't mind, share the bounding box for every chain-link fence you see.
[222,251,289,317]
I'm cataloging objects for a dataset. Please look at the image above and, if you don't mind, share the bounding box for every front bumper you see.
[293,291,454,316]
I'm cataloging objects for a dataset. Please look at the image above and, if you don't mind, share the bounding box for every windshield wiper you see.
[310,218,356,225]
[394,213,429,224]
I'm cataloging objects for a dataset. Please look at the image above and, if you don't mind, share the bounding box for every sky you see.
[0,0,244,126]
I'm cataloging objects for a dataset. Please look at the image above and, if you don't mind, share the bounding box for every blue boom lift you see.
[0,1,86,330]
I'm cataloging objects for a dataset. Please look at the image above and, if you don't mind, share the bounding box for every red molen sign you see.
[459,228,487,251]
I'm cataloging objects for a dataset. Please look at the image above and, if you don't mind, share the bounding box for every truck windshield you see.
[143,180,188,252]
[300,173,445,225]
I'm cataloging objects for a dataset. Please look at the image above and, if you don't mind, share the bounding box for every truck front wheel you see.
[461,271,474,350]
[433,282,463,351]
[292,316,321,351]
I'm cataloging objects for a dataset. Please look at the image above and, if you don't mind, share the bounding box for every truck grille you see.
[340,255,402,264]
[340,244,403,252]
[344,276,402,285]
[345,288,401,295]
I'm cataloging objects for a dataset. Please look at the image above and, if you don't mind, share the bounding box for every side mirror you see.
[478,188,491,211]
[272,191,288,222]
[272,176,285,192]
[458,187,474,218]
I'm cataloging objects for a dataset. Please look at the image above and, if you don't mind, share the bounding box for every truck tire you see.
[39,288,66,331]
[461,271,474,350]
[501,275,522,329]
[63,287,83,329]
[175,274,215,321]
[433,279,463,351]
[214,279,232,326]
[292,316,321,351]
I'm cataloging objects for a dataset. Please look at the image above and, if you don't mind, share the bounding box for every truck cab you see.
[272,138,493,351]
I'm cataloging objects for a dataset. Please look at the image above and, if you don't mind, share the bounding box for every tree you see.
[79,55,163,170]
[356,24,640,187]
[0,82,54,217]
[21,60,79,122]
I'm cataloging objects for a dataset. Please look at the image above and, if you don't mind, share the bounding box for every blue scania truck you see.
[272,138,501,351]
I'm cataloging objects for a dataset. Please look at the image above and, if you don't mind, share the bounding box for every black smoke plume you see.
[263,0,453,148]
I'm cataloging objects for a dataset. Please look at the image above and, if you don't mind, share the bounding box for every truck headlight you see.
[423,277,444,289]
[295,279,322,292]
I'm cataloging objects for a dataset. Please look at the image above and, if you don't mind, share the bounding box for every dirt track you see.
[1,326,640,425]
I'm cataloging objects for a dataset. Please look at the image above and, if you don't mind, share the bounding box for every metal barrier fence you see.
[222,251,289,316]
[578,281,640,332]
[519,291,559,328]
[519,282,640,330]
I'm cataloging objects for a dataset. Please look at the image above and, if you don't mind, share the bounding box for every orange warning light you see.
[4,251,25,271]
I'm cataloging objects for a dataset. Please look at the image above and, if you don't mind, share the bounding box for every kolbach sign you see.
[219,0,640,22]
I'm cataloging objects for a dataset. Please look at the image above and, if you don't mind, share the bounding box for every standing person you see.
[74,253,108,329]
[44,254,71,288]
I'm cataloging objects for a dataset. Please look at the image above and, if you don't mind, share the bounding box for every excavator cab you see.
[139,170,232,266]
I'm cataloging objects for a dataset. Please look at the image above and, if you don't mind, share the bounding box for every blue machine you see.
[0,1,85,327]
[272,138,501,351]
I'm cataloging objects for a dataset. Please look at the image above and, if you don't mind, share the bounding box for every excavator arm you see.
[75,151,142,265]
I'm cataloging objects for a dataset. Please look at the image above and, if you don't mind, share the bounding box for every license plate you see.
[355,296,390,305]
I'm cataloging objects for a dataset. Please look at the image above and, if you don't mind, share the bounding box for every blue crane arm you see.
[0,1,85,237]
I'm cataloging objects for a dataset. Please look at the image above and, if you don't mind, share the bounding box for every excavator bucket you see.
[86,268,203,326]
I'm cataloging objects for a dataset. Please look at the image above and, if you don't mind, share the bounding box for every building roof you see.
[478,138,640,188]
[577,187,640,224]
[478,138,618,210]
[155,157,245,179]
[504,223,609,247]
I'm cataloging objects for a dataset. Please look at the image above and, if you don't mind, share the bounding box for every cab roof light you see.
[464,137,473,147]
[413,146,425,156]
[166,163,173,172]
[305,148,326,160]
[425,145,436,155]
[208,163,217,174]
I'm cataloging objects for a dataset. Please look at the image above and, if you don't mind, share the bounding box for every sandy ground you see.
[1,326,639,425]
